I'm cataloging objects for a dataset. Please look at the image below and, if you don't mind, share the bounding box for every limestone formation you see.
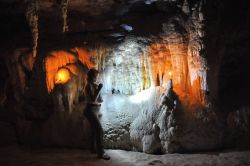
[1,0,249,155]
[25,0,39,58]
[60,0,69,33]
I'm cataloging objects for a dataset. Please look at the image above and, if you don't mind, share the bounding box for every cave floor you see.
[0,146,250,166]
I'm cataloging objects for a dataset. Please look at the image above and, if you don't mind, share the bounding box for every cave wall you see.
[0,0,250,152]
[204,0,250,110]
[204,0,250,149]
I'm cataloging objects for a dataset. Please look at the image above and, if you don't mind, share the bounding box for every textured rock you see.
[226,106,250,149]
[6,1,216,151]
[100,36,149,95]
[129,87,163,152]
[100,94,140,150]
[1,0,250,155]
[186,0,208,105]
[179,109,222,151]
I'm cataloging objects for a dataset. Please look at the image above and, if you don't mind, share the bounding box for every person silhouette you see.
[84,69,110,160]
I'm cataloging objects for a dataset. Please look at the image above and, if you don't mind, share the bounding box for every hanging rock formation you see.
[0,0,250,153]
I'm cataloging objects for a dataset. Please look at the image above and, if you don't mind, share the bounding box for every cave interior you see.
[0,0,250,164]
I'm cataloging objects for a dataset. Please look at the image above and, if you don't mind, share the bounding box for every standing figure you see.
[84,69,110,160]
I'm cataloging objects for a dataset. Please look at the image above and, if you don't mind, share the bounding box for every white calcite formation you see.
[5,0,250,154]
[97,0,221,153]
[33,0,219,152]
[100,36,149,95]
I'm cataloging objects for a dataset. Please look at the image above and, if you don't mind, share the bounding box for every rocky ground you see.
[0,146,250,166]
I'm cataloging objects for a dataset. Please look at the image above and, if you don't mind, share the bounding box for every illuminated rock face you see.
[100,37,149,95]
[95,1,217,152]
[28,0,212,151]
[99,15,208,109]
[2,0,250,154]
[186,1,208,105]
[3,0,214,152]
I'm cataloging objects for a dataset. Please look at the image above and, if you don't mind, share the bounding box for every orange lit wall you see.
[45,44,207,109]
[146,42,206,109]
[45,48,94,92]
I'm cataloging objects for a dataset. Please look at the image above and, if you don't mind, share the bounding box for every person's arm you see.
[85,83,103,105]
[94,83,103,103]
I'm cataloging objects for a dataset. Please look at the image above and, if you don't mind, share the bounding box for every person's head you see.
[87,69,99,82]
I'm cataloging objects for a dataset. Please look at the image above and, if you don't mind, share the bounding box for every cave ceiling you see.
[0,0,187,44]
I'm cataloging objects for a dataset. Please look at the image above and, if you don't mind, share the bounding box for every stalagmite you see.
[2,0,250,159]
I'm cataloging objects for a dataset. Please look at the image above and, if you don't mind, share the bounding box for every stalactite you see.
[45,48,94,92]
[25,0,39,58]
[141,50,151,90]
[60,0,69,33]
[147,43,173,89]
[187,0,208,105]
[145,48,154,88]
[90,45,109,71]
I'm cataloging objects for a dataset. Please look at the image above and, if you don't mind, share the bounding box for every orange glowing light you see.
[45,48,95,92]
[55,68,71,84]
[168,71,172,77]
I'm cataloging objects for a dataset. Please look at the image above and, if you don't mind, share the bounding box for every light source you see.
[55,68,71,84]
[168,71,172,77]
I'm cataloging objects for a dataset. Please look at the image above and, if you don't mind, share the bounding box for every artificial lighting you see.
[168,71,172,77]
[55,68,71,84]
